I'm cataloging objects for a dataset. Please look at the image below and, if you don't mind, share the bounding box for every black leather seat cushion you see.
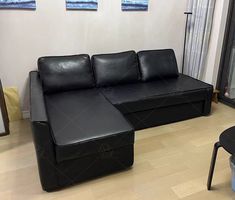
[101,74,213,114]
[45,89,134,163]
[38,54,95,94]
[138,49,179,82]
[92,51,140,87]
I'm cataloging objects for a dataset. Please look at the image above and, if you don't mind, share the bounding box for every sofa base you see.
[42,144,134,192]
[125,101,206,130]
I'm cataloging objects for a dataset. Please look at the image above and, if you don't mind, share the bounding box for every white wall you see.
[0,0,187,112]
[203,0,230,86]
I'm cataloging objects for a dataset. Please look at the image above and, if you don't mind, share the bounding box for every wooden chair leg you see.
[207,142,221,190]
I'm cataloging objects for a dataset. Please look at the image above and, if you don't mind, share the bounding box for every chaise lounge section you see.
[30,49,213,191]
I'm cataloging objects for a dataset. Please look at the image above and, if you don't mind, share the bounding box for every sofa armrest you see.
[30,71,48,122]
[29,71,59,191]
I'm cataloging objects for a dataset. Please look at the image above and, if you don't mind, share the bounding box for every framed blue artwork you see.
[66,0,98,10]
[122,0,148,11]
[0,0,36,9]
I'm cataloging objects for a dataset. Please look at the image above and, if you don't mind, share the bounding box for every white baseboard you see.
[22,110,30,119]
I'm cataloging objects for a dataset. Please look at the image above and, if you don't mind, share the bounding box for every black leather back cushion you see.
[92,51,140,87]
[38,54,94,93]
[138,49,179,82]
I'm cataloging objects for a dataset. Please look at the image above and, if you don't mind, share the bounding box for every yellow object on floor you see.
[3,87,22,121]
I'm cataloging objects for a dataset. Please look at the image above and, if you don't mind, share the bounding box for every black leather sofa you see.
[30,49,213,191]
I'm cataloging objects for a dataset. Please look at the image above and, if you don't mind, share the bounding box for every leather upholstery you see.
[38,54,94,93]
[30,71,59,191]
[45,89,134,163]
[56,145,134,188]
[92,51,140,87]
[125,101,205,130]
[101,74,213,114]
[30,72,134,191]
[30,49,213,191]
[138,49,179,81]
[30,71,48,122]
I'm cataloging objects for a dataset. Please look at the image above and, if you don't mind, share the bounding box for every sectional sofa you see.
[30,49,213,191]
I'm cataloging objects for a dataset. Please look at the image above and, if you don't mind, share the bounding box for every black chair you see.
[207,126,235,190]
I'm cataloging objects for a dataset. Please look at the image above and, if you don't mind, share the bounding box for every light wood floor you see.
[1,103,235,200]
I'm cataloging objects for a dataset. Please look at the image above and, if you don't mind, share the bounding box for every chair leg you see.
[207,142,221,190]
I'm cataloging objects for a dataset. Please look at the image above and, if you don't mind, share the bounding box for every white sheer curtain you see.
[184,0,216,79]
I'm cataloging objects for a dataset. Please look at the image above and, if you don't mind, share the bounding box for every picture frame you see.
[122,0,149,11]
[66,0,98,10]
[0,0,36,10]
[0,80,9,136]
